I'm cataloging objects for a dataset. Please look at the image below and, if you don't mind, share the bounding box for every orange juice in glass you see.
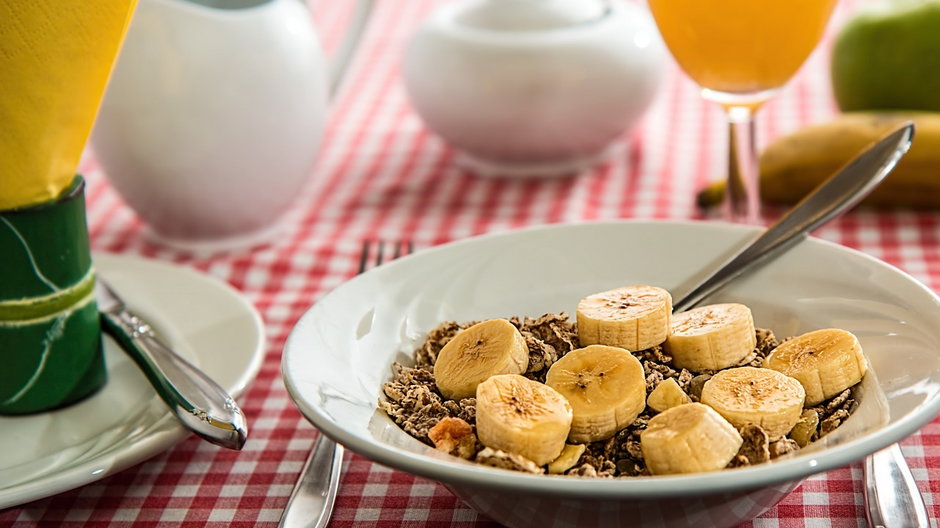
[647,0,837,222]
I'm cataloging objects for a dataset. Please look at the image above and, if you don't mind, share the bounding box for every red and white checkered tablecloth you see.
[3,0,940,526]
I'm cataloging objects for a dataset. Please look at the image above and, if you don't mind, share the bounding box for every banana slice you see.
[640,403,743,475]
[577,286,672,351]
[647,377,691,413]
[699,366,805,440]
[475,374,572,466]
[545,345,646,443]
[547,444,587,474]
[665,303,757,372]
[434,319,529,400]
[764,328,868,406]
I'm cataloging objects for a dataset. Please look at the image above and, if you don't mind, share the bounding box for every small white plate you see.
[0,253,265,509]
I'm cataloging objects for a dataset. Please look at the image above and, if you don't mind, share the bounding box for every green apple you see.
[832,0,940,111]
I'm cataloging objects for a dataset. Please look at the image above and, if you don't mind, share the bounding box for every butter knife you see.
[96,278,248,450]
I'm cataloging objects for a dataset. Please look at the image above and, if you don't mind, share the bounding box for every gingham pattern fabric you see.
[3,0,940,526]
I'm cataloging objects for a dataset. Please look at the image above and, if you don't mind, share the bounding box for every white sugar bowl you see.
[403,0,666,178]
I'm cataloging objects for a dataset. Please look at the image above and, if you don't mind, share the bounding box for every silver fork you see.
[278,239,413,528]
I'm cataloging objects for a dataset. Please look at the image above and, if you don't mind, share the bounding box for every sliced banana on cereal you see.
[475,374,572,466]
[433,319,529,400]
[547,443,587,474]
[764,328,868,406]
[665,303,757,372]
[576,286,672,351]
[699,366,805,440]
[641,403,743,475]
[647,377,691,413]
[545,345,646,443]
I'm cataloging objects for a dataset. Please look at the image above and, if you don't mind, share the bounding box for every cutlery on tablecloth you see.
[97,278,248,450]
[673,123,928,527]
[278,240,412,528]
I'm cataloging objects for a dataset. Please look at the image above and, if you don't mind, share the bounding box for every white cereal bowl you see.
[282,220,940,527]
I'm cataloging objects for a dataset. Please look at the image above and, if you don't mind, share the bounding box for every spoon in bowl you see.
[672,122,928,528]
[674,122,912,312]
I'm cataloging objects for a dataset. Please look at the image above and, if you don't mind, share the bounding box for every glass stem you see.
[724,105,760,224]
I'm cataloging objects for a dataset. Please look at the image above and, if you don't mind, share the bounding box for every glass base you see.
[701,87,779,111]
[699,91,765,224]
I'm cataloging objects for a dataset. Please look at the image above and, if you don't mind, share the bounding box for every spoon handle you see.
[100,310,248,451]
[673,123,914,313]
[864,443,931,528]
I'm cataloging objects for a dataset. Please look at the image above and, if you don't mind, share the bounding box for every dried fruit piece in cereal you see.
[764,328,868,406]
[641,403,743,475]
[476,374,572,465]
[545,345,646,443]
[429,417,478,459]
[700,367,805,440]
[788,409,820,447]
[434,319,529,400]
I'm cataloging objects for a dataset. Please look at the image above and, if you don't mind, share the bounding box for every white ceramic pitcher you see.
[92,0,371,251]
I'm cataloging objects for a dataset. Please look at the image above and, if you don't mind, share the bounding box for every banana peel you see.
[697,112,940,209]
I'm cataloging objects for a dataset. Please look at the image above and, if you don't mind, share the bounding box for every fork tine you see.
[374,240,385,268]
[358,240,371,275]
[359,239,412,274]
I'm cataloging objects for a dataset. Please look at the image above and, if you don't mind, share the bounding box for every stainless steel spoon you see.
[97,279,248,451]
[673,122,928,527]
[674,122,913,312]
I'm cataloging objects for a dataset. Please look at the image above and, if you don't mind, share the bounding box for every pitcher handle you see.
[326,0,375,98]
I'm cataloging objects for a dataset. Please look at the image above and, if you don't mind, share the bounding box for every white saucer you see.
[0,253,265,509]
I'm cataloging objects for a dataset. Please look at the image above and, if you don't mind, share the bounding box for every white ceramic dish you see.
[403,0,665,178]
[92,0,330,250]
[0,253,265,509]
[282,220,940,527]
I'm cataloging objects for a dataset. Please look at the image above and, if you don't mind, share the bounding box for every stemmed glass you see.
[647,0,837,223]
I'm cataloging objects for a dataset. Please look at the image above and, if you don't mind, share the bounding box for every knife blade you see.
[96,277,248,450]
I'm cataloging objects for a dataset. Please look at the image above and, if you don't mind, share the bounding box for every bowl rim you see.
[283,219,940,497]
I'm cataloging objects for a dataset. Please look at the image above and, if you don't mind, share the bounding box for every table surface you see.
[4,1,940,526]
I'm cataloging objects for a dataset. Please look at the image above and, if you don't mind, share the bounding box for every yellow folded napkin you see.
[0,0,137,210]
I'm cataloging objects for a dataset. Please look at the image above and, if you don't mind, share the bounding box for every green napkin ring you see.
[0,176,106,414]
